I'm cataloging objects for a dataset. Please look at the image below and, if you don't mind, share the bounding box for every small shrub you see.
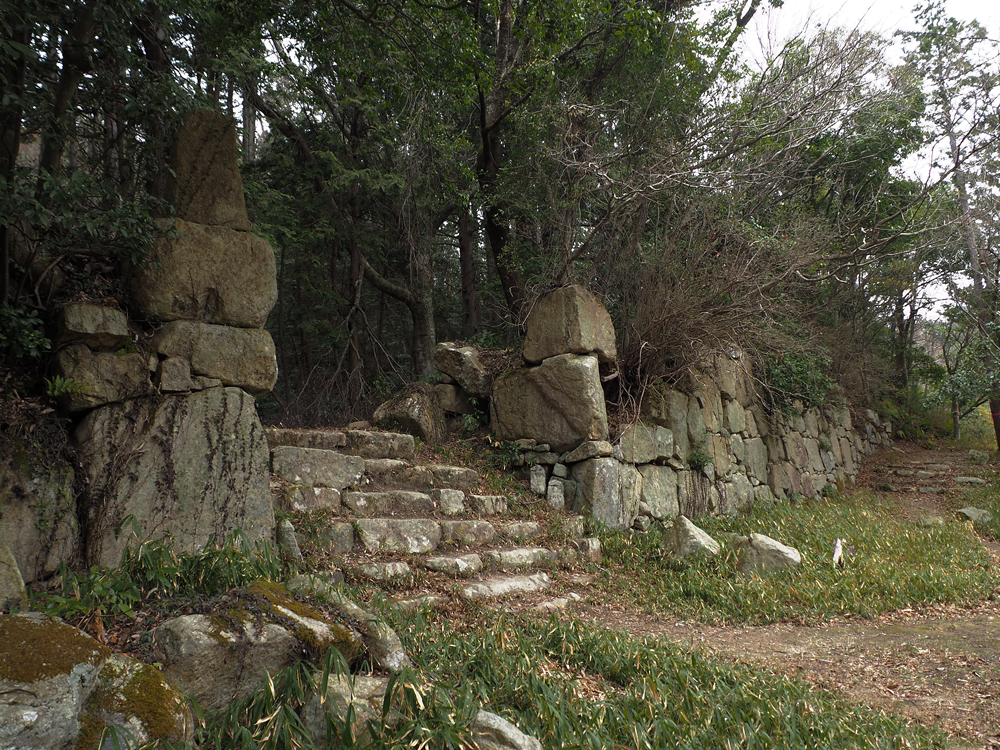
[765,351,833,409]
[0,303,50,360]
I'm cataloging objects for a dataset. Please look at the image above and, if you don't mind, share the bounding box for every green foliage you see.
[687,444,713,472]
[764,351,834,410]
[387,609,944,749]
[32,528,283,622]
[0,303,50,360]
[44,375,80,399]
[599,492,998,625]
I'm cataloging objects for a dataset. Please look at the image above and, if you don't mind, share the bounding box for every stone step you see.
[460,572,551,600]
[272,446,364,490]
[424,553,484,576]
[483,547,557,570]
[343,490,435,517]
[361,459,478,491]
[265,428,415,461]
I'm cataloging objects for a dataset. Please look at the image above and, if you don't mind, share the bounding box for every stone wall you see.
[489,286,891,529]
[31,109,279,571]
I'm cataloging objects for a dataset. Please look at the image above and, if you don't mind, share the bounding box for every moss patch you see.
[0,615,110,683]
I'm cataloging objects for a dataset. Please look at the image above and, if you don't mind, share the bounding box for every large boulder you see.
[167,109,250,231]
[570,457,641,529]
[129,219,277,329]
[491,354,608,453]
[0,614,178,750]
[154,582,364,712]
[0,447,78,585]
[51,344,150,412]
[151,320,277,395]
[74,387,274,568]
[77,653,193,748]
[433,343,491,398]
[373,383,447,443]
[1,614,107,748]
[523,286,616,364]
[54,303,130,351]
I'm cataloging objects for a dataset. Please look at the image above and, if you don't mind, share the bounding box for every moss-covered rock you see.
[0,613,110,749]
[154,581,364,712]
[76,653,193,749]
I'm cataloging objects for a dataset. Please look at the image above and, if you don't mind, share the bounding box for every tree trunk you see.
[952,394,961,441]
[37,4,97,190]
[459,210,480,338]
[0,11,28,303]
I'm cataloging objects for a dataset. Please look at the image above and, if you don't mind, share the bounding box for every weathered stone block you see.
[435,383,473,414]
[74,387,274,567]
[55,303,130,351]
[0,450,78,585]
[271,446,364,490]
[433,343,491,398]
[640,384,690,460]
[570,457,641,529]
[354,519,441,554]
[637,464,678,520]
[661,515,719,558]
[151,320,277,395]
[439,519,495,545]
[373,383,446,443]
[491,354,608,453]
[523,285,616,363]
[157,356,192,392]
[52,344,150,411]
[130,220,277,328]
[618,423,673,464]
[167,109,250,231]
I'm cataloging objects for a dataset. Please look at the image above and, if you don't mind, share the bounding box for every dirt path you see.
[583,444,1000,748]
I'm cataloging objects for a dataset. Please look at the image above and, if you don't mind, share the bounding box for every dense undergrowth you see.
[599,490,1000,626]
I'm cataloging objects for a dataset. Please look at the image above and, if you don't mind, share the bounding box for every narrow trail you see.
[580,443,1000,749]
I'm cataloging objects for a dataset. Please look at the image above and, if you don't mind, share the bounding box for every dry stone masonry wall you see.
[487,285,891,530]
[41,108,280,569]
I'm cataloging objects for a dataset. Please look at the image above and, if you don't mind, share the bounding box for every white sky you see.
[742,0,1000,47]
[734,0,1000,314]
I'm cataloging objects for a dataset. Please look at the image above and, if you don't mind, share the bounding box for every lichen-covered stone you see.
[74,387,274,568]
[150,320,277,395]
[51,344,150,412]
[55,303,129,351]
[77,653,193,748]
[523,286,616,364]
[491,354,608,453]
[0,613,110,750]
[154,584,365,712]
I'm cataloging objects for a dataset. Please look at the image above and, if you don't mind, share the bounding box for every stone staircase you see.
[264,427,602,610]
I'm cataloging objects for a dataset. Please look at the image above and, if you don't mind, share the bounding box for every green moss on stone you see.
[0,615,110,683]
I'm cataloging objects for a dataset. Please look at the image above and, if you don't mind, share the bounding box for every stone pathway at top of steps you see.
[880,455,988,495]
